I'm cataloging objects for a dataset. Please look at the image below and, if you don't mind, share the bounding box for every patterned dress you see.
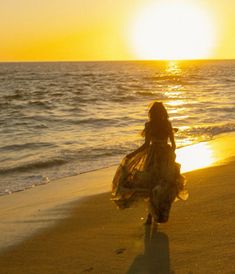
[111,122,188,223]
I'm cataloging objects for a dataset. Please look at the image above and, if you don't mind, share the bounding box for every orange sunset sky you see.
[0,0,234,61]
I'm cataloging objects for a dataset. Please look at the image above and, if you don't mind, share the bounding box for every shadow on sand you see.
[126,225,173,274]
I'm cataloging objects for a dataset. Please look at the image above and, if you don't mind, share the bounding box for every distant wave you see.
[181,123,235,137]
[0,142,55,152]
[0,157,67,174]
[0,144,128,175]
[66,117,117,126]
[0,101,11,108]
[135,91,167,98]
[143,75,189,85]
[28,100,51,108]
[207,107,235,113]
[111,95,136,102]
[4,93,23,100]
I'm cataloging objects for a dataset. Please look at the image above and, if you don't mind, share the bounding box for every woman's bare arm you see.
[126,125,150,159]
[169,122,176,151]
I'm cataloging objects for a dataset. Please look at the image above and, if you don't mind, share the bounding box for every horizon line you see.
[0,58,235,63]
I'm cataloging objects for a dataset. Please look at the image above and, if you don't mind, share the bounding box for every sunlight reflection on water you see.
[166,61,182,75]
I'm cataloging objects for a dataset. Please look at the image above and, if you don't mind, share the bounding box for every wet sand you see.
[0,134,235,273]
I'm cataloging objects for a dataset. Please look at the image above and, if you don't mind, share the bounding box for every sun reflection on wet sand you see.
[176,142,214,173]
[176,133,235,173]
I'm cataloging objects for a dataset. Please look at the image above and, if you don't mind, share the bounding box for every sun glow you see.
[130,1,217,60]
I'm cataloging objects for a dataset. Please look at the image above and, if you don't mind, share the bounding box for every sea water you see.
[0,60,234,194]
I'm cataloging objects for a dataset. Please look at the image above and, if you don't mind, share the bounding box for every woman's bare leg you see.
[145,213,152,225]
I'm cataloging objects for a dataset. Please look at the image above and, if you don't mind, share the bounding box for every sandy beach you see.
[0,133,235,274]
[1,0,235,273]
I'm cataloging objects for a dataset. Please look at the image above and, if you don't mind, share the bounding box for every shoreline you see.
[1,131,235,197]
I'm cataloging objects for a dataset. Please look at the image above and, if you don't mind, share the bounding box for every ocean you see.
[0,60,234,195]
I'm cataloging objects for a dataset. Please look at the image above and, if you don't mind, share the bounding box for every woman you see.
[111,102,188,224]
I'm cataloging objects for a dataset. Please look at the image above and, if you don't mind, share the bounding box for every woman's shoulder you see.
[167,120,172,127]
[167,120,173,132]
[145,121,150,126]
[145,121,151,130]
[143,121,151,136]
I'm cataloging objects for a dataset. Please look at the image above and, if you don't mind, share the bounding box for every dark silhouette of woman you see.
[112,101,187,224]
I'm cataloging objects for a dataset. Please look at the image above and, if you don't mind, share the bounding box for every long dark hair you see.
[142,102,170,137]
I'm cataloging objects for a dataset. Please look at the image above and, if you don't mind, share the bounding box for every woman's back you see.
[145,120,171,142]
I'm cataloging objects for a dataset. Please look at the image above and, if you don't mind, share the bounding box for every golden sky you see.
[0,0,234,61]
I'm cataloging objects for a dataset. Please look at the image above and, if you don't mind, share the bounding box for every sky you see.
[0,0,234,61]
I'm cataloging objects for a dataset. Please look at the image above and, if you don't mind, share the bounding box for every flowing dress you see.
[111,122,188,223]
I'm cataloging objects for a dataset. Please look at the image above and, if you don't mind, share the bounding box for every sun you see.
[129,1,216,60]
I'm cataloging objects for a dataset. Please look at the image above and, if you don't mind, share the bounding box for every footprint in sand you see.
[82,267,94,272]
[115,248,126,254]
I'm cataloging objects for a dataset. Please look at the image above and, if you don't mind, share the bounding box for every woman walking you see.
[111,102,188,224]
